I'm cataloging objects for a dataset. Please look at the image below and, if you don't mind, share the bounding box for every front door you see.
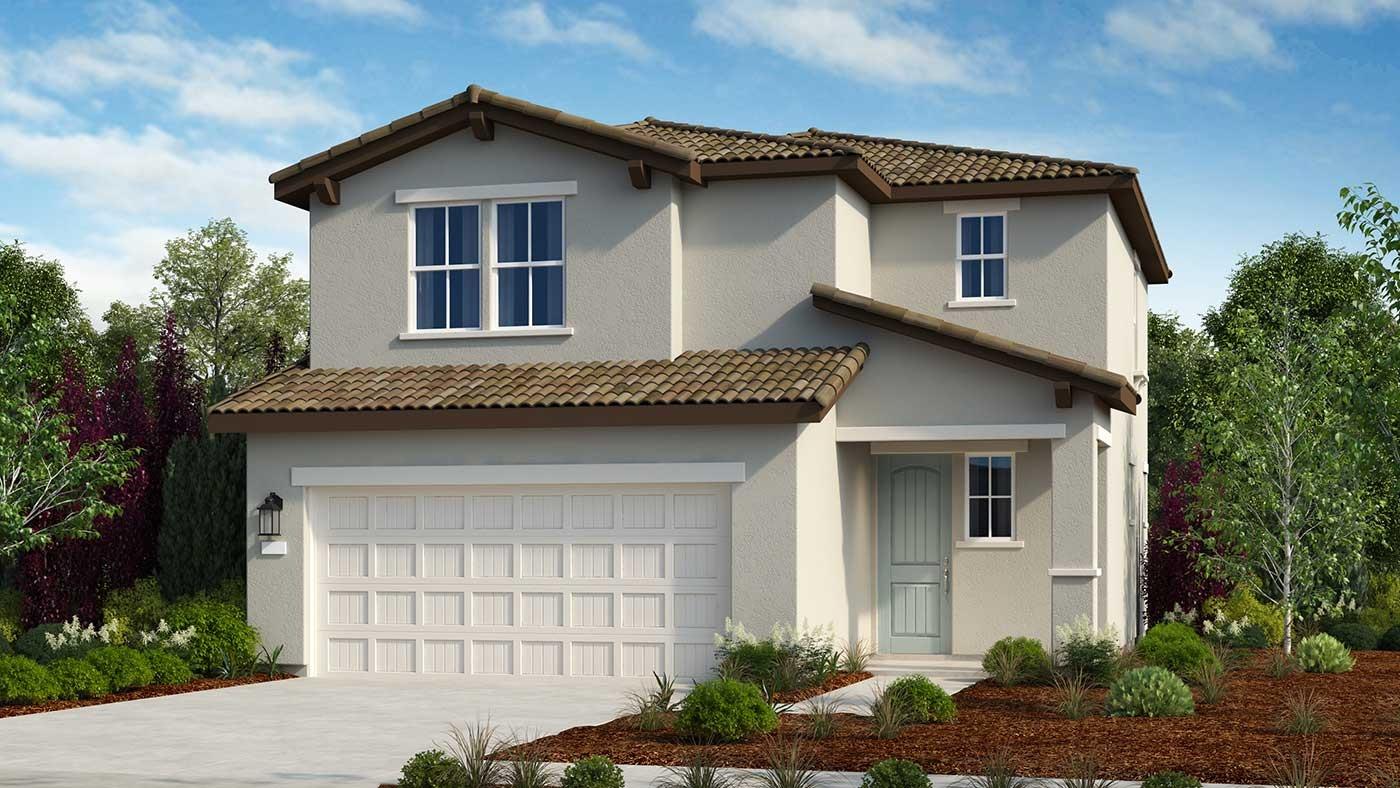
[877,455,952,654]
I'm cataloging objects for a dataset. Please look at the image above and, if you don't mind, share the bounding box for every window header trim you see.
[395,181,578,205]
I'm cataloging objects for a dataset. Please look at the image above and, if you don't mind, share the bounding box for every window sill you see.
[946,299,1017,309]
[398,327,575,340]
[955,540,1024,550]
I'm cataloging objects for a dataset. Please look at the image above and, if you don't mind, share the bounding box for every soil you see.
[516,651,1400,786]
[771,671,872,704]
[0,672,298,719]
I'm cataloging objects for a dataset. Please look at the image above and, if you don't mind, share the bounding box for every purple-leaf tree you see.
[1145,456,1227,624]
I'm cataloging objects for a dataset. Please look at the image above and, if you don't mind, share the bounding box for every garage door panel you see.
[314,484,731,679]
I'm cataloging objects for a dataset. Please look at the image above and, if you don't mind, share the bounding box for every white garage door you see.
[309,483,730,680]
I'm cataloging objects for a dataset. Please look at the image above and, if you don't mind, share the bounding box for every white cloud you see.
[12,0,357,131]
[495,2,655,60]
[1105,0,1400,67]
[302,0,426,24]
[28,227,176,325]
[694,0,1022,91]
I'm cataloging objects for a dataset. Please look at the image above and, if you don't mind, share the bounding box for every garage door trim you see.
[292,462,747,487]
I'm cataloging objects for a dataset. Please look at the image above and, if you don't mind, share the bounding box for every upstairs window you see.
[495,199,564,328]
[967,454,1013,539]
[412,205,481,330]
[958,213,1006,300]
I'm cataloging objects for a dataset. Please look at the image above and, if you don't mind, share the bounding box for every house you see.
[209,84,1167,680]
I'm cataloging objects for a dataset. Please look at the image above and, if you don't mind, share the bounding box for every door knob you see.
[943,556,951,595]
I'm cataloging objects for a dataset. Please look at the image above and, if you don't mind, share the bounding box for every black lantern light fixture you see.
[257,492,284,537]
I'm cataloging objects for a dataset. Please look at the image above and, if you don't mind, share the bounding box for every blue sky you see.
[2,0,1398,328]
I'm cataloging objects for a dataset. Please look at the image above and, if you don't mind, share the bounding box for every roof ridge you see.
[628,117,863,156]
[794,127,1138,174]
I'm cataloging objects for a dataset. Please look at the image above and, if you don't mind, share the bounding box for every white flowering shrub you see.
[45,616,123,656]
[712,618,839,691]
[1161,604,1198,626]
[138,620,197,650]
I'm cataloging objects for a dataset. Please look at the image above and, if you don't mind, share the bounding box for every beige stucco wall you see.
[870,195,1112,369]
[833,180,872,296]
[245,423,801,669]
[307,125,679,367]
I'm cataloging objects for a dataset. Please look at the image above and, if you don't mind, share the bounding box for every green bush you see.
[981,636,1049,685]
[14,623,64,663]
[398,749,465,788]
[1141,771,1202,788]
[1105,666,1195,718]
[0,638,9,655]
[85,646,154,691]
[144,649,194,685]
[1227,624,1271,650]
[1324,621,1378,651]
[103,578,167,634]
[159,434,248,601]
[860,759,928,788]
[1360,573,1400,633]
[885,675,956,723]
[1379,625,1400,651]
[561,755,625,788]
[163,595,259,675]
[0,587,20,644]
[1203,586,1283,647]
[712,620,838,692]
[1295,633,1353,674]
[1137,622,1217,676]
[0,655,57,704]
[1054,616,1120,685]
[675,678,778,742]
[48,658,110,700]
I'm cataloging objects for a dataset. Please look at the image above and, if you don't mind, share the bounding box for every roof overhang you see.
[810,284,1139,415]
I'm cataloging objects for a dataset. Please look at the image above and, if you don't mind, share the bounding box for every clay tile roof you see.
[210,346,869,417]
[789,129,1137,187]
[809,283,1138,414]
[617,118,859,163]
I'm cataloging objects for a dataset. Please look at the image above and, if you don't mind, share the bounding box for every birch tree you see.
[1186,309,1379,652]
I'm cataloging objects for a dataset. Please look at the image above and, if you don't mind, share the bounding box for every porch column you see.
[1049,400,1101,646]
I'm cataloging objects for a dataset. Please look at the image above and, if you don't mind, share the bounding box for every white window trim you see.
[407,201,484,333]
[402,195,571,338]
[490,197,566,330]
[954,211,1010,303]
[395,181,578,204]
[965,452,1015,541]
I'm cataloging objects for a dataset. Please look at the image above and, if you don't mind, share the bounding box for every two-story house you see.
[209,84,1168,680]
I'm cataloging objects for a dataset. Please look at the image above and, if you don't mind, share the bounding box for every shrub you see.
[0,655,57,704]
[1225,624,1271,650]
[144,649,194,685]
[399,749,466,788]
[163,594,258,675]
[712,619,838,692]
[1051,672,1096,720]
[158,434,248,601]
[1324,621,1378,651]
[675,678,778,742]
[442,721,507,788]
[868,684,908,739]
[103,578,167,634]
[840,639,873,673]
[1295,634,1353,673]
[562,756,625,788]
[47,657,109,700]
[1137,621,1217,676]
[1105,666,1195,718]
[1280,688,1326,734]
[860,759,928,788]
[0,587,20,644]
[802,696,837,739]
[982,637,1048,686]
[85,646,154,691]
[885,675,955,723]
[1141,772,1201,788]
[657,758,741,788]
[1054,616,1120,685]
[14,623,65,663]
[1203,586,1283,647]
[1264,648,1300,678]
[1360,573,1400,633]
[1188,659,1227,704]
[1380,625,1400,651]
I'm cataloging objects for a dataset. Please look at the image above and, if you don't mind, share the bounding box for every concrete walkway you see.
[0,675,631,787]
[607,764,1251,788]
[805,655,986,714]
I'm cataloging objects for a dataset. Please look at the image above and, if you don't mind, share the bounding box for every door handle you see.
[943,556,951,595]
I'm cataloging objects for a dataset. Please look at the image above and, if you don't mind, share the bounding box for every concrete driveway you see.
[0,676,632,787]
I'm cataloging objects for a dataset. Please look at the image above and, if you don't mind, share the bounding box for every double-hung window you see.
[967,454,1013,539]
[494,199,564,328]
[412,205,481,330]
[957,213,1007,300]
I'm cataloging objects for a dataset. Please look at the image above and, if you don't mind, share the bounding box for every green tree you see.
[1146,311,1213,504]
[107,219,308,395]
[157,434,246,599]
[1186,309,1380,652]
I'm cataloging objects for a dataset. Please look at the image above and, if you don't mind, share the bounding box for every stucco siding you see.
[870,195,1111,368]
[245,424,801,668]
[833,179,872,296]
[837,440,876,646]
[308,125,677,368]
[794,411,853,639]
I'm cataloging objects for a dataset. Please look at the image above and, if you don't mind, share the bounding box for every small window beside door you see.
[967,454,1013,539]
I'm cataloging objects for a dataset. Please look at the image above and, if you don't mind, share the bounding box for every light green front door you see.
[877,455,953,654]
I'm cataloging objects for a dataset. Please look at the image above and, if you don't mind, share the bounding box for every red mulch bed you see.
[771,671,872,704]
[518,652,1400,786]
[0,672,297,718]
